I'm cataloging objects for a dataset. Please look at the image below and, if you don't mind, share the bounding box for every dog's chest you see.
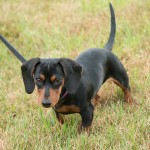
[54,99,80,114]
[54,105,80,114]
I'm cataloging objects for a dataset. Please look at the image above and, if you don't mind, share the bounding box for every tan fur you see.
[37,79,64,106]
[55,105,80,113]
[111,78,132,104]
[40,74,45,81]
[37,88,45,105]
[51,75,56,82]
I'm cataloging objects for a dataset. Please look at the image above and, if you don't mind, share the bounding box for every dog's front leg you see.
[78,103,94,134]
[54,110,64,125]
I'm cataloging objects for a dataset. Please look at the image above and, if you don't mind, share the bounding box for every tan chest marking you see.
[55,105,80,113]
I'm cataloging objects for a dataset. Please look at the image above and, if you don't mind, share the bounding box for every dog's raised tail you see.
[104,3,116,51]
[0,35,26,63]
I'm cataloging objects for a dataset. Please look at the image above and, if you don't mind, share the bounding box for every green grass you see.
[0,0,150,149]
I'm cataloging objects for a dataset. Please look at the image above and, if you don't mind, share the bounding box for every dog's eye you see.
[53,78,62,88]
[54,78,61,84]
[36,78,42,83]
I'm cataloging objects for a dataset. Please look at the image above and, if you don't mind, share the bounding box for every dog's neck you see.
[60,90,68,100]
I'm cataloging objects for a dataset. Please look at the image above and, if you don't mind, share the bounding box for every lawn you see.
[0,0,149,149]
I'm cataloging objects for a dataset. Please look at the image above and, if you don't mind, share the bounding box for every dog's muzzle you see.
[42,98,51,108]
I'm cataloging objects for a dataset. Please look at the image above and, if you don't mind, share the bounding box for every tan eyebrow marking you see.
[51,75,56,82]
[40,74,45,81]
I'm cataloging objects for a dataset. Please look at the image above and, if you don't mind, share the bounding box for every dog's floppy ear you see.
[21,58,40,94]
[59,58,82,94]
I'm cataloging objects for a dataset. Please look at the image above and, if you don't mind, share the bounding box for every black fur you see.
[1,3,131,132]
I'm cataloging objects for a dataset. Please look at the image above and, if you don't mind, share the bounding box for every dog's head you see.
[21,58,82,108]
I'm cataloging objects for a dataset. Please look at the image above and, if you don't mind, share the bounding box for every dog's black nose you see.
[42,99,51,108]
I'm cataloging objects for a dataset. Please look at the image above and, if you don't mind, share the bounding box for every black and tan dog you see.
[1,3,132,133]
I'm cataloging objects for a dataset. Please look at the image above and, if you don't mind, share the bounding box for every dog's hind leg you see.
[110,67,132,104]
[112,78,132,104]
[92,94,100,107]
[109,54,132,104]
